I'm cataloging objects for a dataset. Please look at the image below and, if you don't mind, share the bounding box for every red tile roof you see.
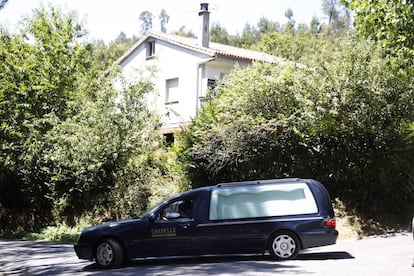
[117,31,288,65]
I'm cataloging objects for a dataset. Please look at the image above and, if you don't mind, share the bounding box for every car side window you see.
[209,183,318,220]
[156,200,193,221]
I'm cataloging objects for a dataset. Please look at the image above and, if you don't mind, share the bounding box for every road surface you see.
[0,232,413,275]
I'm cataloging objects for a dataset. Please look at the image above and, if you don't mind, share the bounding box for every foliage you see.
[0,6,90,230]
[26,223,82,242]
[90,33,137,72]
[173,26,196,38]
[180,34,414,220]
[257,17,280,34]
[210,23,230,45]
[257,0,352,62]
[283,8,296,34]
[0,7,176,231]
[180,63,303,185]
[298,35,414,217]
[344,0,414,62]
[43,67,161,224]
[322,0,352,33]
[258,28,337,62]
[0,216,92,242]
[2,1,414,234]
[239,23,258,48]
[139,11,154,35]
[210,5,350,52]
[159,9,170,33]
[97,146,190,221]
[0,0,8,10]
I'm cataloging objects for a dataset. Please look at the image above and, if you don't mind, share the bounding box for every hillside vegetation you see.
[0,1,413,237]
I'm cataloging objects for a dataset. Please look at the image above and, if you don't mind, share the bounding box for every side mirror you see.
[148,213,156,222]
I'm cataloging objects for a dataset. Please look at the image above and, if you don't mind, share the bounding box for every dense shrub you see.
[180,36,414,222]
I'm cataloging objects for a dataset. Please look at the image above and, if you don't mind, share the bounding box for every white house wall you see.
[201,59,251,100]
[120,38,249,130]
[155,40,210,128]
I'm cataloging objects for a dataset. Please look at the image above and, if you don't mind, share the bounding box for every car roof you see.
[183,178,314,196]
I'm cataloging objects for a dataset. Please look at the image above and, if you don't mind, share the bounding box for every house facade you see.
[117,3,283,141]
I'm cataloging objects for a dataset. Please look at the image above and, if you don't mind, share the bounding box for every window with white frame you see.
[165,78,179,104]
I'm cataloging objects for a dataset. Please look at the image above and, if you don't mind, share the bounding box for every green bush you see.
[179,35,414,223]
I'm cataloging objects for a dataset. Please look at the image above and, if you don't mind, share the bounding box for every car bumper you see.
[300,229,339,249]
[74,243,94,260]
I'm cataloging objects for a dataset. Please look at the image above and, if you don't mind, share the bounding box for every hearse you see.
[74,178,338,268]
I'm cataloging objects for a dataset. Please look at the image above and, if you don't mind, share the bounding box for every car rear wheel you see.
[268,231,300,260]
[95,238,124,269]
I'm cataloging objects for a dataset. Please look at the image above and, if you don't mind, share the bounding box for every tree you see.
[0,0,8,10]
[139,11,153,35]
[257,17,280,34]
[0,5,189,231]
[239,23,257,48]
[282,8,295,34]
[310,16,321,33]
[88,33,136,74]
[321,0,351,34]
[210,23,229,44]
[0,6,90,230]
[174,26,196,38]
[298,35,414,216]
[180,62,302,185]
[343,2,414,212]
[322,0,340,25]
[258,28,327,62]
[344,0,414,61]
[159,9,169,33]
[180,34,414,221]
[44,67,161,222]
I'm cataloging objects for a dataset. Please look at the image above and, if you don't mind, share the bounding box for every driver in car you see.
[178,200,192,218]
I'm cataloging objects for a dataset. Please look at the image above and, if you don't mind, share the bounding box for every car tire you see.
[268,231,300,260]
[95,238,124,269]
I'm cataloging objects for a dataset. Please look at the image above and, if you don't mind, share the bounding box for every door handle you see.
[179,223,191,229]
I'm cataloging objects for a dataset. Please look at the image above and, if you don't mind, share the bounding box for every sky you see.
[0,0,327,43]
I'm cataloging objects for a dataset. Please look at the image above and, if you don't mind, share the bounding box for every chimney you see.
[199,3,210,48]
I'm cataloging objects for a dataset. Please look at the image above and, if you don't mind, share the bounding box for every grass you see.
[0,218,93,243]
[333,198,362,240]
[25,224,83,242]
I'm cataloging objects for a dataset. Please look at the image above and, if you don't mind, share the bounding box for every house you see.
[117,3,285,143]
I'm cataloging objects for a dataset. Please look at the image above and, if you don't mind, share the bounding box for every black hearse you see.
[74,178,338,268]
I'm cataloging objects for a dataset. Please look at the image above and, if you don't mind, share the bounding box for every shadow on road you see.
[298,251,354,260]
[83,251,354,275]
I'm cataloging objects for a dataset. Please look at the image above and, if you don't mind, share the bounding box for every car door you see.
[141,199,196,257]
[194,220,266,255]
[191,188,268,255]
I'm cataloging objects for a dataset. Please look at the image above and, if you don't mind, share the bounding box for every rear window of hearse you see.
[209,182,318,220]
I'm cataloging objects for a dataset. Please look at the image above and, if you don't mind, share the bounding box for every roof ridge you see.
[118,31,288,65]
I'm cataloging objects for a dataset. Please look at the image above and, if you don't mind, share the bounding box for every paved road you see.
[1,232,413,275]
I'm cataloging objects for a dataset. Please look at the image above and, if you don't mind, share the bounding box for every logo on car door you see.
[151,227,177,237]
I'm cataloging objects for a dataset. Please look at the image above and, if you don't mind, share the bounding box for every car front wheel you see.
[268,231,300,260]
[95,238,124,269]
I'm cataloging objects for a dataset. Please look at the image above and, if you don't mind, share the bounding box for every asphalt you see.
[1,232,413,275]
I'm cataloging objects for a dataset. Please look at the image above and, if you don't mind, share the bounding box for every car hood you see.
[82,217,143,234]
